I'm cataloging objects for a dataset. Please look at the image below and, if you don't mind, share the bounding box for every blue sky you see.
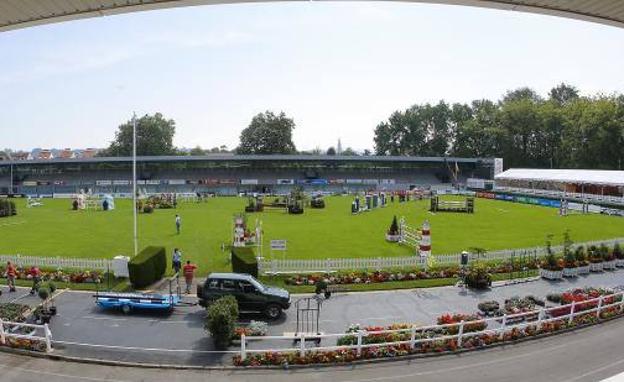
[1,2,623,152]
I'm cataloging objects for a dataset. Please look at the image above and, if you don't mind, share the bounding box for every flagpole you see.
[132,113,138,257]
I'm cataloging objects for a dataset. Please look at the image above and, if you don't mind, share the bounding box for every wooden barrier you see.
[430,196,474,213]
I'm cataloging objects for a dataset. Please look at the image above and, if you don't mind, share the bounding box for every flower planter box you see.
[540,269,563,280]
[577,265,590,275]
[590,262,604,272]
[385,234,401,242]
[617,259,624,268]
[603,260,617,270]
[562,267,578,277]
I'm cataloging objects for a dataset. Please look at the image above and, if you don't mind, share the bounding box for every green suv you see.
[197,273,291,319]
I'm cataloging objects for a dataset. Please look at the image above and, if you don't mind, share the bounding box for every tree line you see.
[95,83,623,170]
[374,84,624,169]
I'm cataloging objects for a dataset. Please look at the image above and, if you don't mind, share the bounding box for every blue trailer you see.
[94,292,181,314]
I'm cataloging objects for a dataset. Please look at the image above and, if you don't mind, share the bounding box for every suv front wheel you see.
[264,304,282,320]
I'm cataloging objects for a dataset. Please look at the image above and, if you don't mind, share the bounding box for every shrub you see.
[464,263,491,289]
[143,205,154,214]
[388,215,399,236]
[205,295,239,349]
[614,243,624,260]
[0,199,17,217]
[600,243,614,261]
[310,197,325,209]
[231,246,257,277]
[38,287,50,300]
[128,246,167,288]
[575,246,588,265]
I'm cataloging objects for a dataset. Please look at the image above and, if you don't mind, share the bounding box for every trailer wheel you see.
[121,304,131,314]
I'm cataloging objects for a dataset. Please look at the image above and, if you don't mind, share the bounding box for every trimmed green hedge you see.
[231,246,258,277]
[0,199,16,218]
[205,295,239,349]
[128,246,166,289]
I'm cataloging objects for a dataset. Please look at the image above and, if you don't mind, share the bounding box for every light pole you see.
[132,113,138,257]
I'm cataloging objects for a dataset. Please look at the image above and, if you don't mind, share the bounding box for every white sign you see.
[270,240,287,250]
[494,158,504,175]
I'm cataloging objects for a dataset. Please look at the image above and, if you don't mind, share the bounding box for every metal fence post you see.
[44,324,52,352]
[299,333,306,357]
[0,319,5,345]
[457,321,465,348]
[569,301,576,325]
[240,334,246,361]
[410,326,416,350]
[357,330,364,357]
[597,296,603,319]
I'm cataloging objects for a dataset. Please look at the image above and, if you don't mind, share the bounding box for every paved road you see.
[3,314,624,382]
[41,270,624,366]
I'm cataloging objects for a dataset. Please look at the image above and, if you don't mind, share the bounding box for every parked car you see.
[197,273,290,319]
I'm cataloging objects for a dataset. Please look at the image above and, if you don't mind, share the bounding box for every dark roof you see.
[0,154,493,166]
[207,273,252,280]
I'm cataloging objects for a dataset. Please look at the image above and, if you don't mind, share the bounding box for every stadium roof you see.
[0,154,493,166]
[1,1,624,32]
[495,168,624,186]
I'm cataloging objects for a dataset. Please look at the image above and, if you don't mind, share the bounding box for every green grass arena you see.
[2,196,624,275]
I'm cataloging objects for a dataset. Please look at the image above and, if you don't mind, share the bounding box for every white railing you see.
[239,291,624,361]
[258,237,624,274]
[0,254,113,271]
[0,319,53,353]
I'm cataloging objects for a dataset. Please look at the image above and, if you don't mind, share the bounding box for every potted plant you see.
[602,243,617,270]
[614,243,624,267]
[575,246,590,275]
[385,216,401,242]
[540,236,563,280]
[588,245,604,272]
[562,231,577,277]
[464,263,492,289]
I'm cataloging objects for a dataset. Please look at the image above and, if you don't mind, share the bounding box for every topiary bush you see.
[231,246,258,277]
[464,263,492,289]
[205,295,239,349]
[128,246,167,288]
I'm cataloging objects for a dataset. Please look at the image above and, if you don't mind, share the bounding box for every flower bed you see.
[232,311,618,366]
[547,287,621,317]
[284,262,537,287]
[0,303,30,322]
[0,266,102,284]
[436,313,486,334]
[1,336,47,352]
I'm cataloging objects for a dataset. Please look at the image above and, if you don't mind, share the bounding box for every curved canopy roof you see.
[1,1,624,32]
[495,168,624,186]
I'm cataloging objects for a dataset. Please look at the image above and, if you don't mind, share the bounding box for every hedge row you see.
[128,246,166,288]
[0,199,17,218]
[231,246,257,277]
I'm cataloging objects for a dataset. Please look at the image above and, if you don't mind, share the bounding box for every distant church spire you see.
[337,138,342,155]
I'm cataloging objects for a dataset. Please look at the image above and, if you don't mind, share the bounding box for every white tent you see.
[495,169,624,187]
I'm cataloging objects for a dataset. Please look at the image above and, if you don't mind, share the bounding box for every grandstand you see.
[0,155,495,196]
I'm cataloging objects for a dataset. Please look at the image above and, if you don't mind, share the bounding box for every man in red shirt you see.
[6,261,17,292]
[182,261,197,294]
[29,266,42,295]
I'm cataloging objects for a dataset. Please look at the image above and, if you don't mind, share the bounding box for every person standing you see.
[6,261,17,292]
[182,260,197,294]
[175,214,181,234]
[172,248,182,275]
[29,266,42,295]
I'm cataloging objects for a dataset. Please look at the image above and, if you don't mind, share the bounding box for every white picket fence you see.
[240,291,624,361]
[0,254,113,271]
[0,319,53,353]
[257,237,624,274]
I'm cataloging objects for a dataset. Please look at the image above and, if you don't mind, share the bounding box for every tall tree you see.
[549,83,579,106]
[100,113,177,156]
[326,147,336,155]
[237,111,296,154]
[190,146,205,156]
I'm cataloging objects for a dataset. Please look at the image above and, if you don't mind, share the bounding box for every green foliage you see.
[128,246,167,288]
[237,111,296,154]
[614,243,624,260]
[373,84,624,169]
[464,263,492,289]
[0,303,29,321]
[38,286,50,300]
[0,199,17,217]
[205,295,239,349]
[231,246,258,277]
[99,113,178,157]
[575,246,587,264]
[388,215,399,235]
